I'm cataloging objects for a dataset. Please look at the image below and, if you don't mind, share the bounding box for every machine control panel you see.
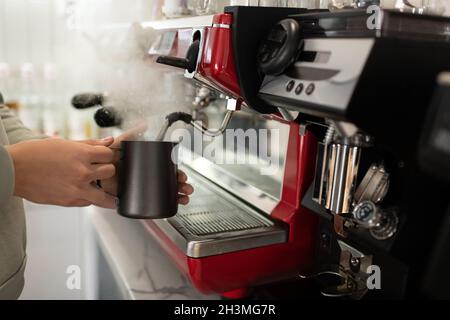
[259,38,374,117]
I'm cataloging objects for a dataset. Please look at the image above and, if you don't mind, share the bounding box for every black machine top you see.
[288,9,450,41]
[254,8,450,158]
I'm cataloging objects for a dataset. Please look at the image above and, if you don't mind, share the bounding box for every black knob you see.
[72,93,104,109]
[156,39,200,73]
[258,19,303,76]
[94,107,122,127]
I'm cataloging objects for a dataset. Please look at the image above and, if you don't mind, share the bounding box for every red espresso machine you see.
[144,6,320,297]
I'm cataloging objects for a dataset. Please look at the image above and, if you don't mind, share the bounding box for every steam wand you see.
[155,110,234,141]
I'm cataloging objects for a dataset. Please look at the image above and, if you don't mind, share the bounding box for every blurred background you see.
[0,0,449,299]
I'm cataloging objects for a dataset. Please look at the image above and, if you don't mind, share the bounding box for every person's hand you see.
[5,138,117,208]
[175,169,193,205]
[79,123,194,205]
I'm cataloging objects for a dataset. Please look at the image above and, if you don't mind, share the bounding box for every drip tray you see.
[175,210,272,236]
[152,168,288,258]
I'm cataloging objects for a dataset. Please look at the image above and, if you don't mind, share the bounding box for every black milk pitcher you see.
[117,140,179,219]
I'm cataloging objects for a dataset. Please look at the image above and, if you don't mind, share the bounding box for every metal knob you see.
[352,201,399,240]
[94,107,122,128]
[71,93,104,109]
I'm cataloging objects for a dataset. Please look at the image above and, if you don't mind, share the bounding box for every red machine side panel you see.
[198,14,241,98]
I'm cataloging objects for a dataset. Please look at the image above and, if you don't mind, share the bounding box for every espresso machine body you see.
[257,9,450,298]
[150,6,323,296]
[80,6,450,298]
[71,6,326,297]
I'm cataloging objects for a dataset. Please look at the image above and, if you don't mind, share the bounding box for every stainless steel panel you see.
[181,149,280,215]
[323,144,361,214]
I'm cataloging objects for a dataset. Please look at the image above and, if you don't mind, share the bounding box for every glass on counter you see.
[328,0,380,10]
[186,0,229,15]
[422,0,446,15]
[162,0,191,18]
[279,0,322,8]
[229,0,279,6]
[194,0,212,14]
[388,0,447,15]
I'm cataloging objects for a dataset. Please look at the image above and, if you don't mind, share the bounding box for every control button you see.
[286,80,295,92]
[306,83,315,95]
[295,83,304,95]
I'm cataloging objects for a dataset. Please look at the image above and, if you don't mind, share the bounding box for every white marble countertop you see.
[88,207,218,300]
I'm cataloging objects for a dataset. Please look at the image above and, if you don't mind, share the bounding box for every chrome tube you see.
[325,144,361,214]
[155,119,170,141]
[191,110,234,137]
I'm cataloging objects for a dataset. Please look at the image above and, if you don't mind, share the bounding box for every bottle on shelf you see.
[41,63,65,137]
[18,63,42,134]
[0,63,20,110]
[0,63,11,103]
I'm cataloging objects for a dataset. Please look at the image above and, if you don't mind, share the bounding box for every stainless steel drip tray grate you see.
[153,168,288,258]
[174,209,272,236]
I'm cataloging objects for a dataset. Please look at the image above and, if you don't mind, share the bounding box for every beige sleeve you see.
[0,145,14,204]
[0,104,47,144]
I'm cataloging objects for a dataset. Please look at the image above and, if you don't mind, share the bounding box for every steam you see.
[76,21,195,139]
